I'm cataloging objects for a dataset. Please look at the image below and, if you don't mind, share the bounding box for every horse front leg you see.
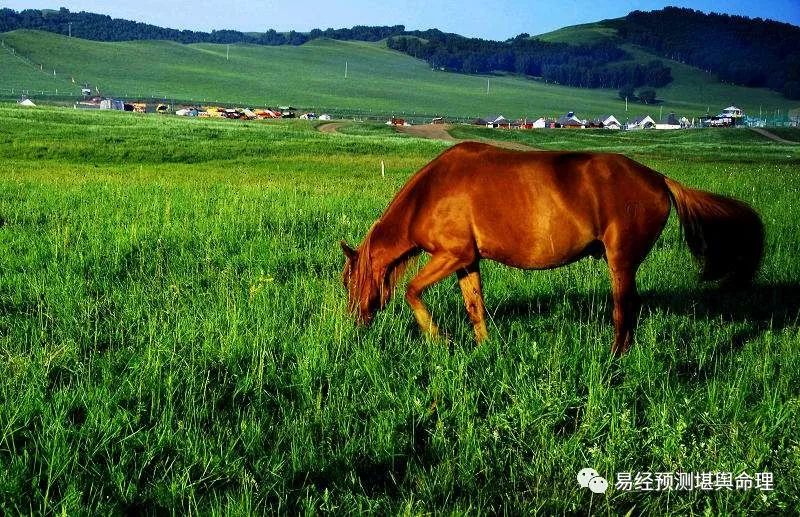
[457,263,489,343]
[405,252,468,340]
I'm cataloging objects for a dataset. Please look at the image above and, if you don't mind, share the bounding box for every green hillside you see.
[538,21,800,116]
[535,21,620,45]
[1,29,797,119]
[0,40,68,92]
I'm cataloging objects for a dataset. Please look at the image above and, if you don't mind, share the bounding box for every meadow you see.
[0,105,799,514]
[1,29,797,121]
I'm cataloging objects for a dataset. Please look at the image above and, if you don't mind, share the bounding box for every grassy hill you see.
[535,21,620,45]
[1,29,797,119]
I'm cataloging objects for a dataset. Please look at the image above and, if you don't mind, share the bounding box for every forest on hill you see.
[0,7,412,45]
[387,35,672,90]
[1,6,798,98]
[609,7,800,99]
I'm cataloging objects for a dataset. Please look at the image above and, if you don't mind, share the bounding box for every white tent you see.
[18,99,36,107]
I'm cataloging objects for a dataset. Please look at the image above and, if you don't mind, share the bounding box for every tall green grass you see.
[0,106,798,514]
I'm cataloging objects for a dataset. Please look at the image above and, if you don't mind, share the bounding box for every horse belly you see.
[472,199,597,270]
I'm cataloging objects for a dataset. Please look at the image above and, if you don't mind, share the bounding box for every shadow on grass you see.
[492,282,800,335]
[492,282,800,384]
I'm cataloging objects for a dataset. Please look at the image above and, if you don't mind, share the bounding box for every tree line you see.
[607,7,800,99]
[0,8,409,45]
[387,33,672,89]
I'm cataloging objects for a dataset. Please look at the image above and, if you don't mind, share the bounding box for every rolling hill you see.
[1,28,797,120]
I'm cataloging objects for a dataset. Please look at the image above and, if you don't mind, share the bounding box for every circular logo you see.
[577,468,599,488]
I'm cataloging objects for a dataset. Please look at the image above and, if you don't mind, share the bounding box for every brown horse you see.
[340,142,763,355]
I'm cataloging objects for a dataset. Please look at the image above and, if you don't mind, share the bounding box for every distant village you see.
[463,106,750,130]
[14,87,782,130]
[385,106,757,130]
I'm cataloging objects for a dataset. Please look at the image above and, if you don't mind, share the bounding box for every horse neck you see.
[363,212,413,271]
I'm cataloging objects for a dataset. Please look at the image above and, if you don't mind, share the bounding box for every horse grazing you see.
[340,142,763,355]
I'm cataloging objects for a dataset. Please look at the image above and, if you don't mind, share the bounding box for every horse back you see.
[403,143,671,268]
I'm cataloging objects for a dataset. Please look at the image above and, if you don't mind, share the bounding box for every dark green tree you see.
[618,84,636,101]
[637,88,657,104]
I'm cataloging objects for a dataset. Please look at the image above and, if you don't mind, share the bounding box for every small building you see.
[531,117,547,129]
[478,115,508,128]
[100,98,124,110]
[318,114,332,121]
[705,106,745,126]
[431,117,446,124]
[593,114,621,130]
[278,106,296,118]
[556,112,585,128]
[255,109,281,119]
[18,98,36,107]
[655,112,682,130]
[627,115,656,130]
[720,106,744,119]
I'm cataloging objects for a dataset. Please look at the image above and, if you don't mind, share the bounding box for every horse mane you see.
[350,223,418,314]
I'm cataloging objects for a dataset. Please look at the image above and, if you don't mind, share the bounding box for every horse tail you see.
[664,177,764,284]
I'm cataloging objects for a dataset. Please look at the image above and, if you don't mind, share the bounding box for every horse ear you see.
[340,240,357,260]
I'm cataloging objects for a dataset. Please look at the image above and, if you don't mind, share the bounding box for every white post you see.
[625,97,628,112]
[487,78,490,94]
[381,160,385,178]
[345,61,348,79]
[226,44,229,61]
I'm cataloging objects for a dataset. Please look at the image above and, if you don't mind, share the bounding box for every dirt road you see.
[317,122,347,134]
[750,127,798,145]
[318,122,540,151]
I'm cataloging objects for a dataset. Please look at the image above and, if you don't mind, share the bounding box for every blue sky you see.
[2,1,799,39]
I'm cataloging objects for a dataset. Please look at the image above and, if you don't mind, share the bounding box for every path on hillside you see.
[318,122,540,151]
[750,127,799,145]
[394,124,542,151]
[317,122,347,134]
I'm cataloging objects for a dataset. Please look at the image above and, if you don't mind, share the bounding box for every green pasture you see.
[0,105,798,514]
[1,30,797,121]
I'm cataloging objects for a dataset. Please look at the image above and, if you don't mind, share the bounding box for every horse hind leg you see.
[405,252,470,341]
[457,263,489,343]
[608,260,639,356]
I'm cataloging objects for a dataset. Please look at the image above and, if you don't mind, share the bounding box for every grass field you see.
[1,29,797,121]
[0,105,799,514]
